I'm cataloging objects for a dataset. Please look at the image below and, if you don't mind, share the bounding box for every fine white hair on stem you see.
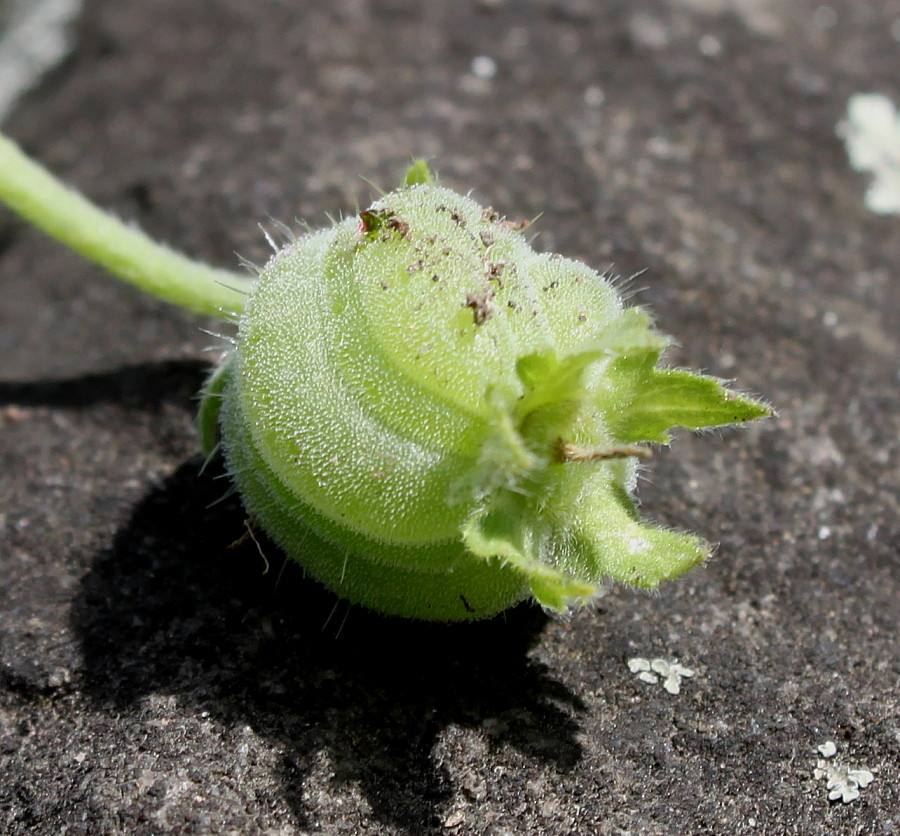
[335,603,352,639]
[321,598,341,632]
[215,277,253,298]
[235,253,262,276]
[205,483,237,508]
[359,175,387,197]
[199,441,221,476]
[266,217,295,245]
[198,328,236,347]
[273,555,291,591]
[258,223,279,253]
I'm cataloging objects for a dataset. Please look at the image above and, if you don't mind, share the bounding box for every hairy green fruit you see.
[0,136,770,622]
[206,181,769,621]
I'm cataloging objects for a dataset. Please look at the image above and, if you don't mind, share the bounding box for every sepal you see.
[599,350,771,444]
[565,479,709,588]
[197,358,232,457]
[462,492,598,612]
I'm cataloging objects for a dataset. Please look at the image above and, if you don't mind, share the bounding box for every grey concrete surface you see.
[0,0,83,121]
[1,1,897,833]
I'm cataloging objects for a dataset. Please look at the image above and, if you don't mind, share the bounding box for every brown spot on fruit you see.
[486,261,506,286]
[464,291,493,326]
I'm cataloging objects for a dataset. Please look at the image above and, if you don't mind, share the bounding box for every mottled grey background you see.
[1,1,898,834]
[0,0,83,120]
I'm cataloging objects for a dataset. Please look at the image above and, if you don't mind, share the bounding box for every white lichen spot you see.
[470,55,497,80]
[838,93,900,215]
[584,85,605,108]
[813,741,875,803]
[629,14,669,50]
[817,740,837,758]
[698,34,722,57]
[820,764,875,803]
[628,657,695,694]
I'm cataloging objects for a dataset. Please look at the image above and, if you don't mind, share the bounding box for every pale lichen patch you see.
[839,93,900,215]
[627,657,695,694]
[813,740,875,803]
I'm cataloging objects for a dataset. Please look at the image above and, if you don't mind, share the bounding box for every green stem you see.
[0,132,250,318]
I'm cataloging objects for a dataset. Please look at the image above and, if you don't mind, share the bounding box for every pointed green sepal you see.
[514,309,663,423]
[197,359,232,457]
[600,350,771,444]
[462,493,598,612]
[510,308,671,448]
[515,347,602,420]
[513,348,604,447]
[566,480,709,587]
[403,159,435,187]
[448,394,541,505]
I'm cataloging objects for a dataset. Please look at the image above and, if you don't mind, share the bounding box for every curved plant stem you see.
[0,132,250,318]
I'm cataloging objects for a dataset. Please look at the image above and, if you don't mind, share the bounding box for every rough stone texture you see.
[1,1,898,834]
[0,0,84,120]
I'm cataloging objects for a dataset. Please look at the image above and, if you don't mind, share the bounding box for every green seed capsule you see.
[0,136,766,620]
[210,180,769,621]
